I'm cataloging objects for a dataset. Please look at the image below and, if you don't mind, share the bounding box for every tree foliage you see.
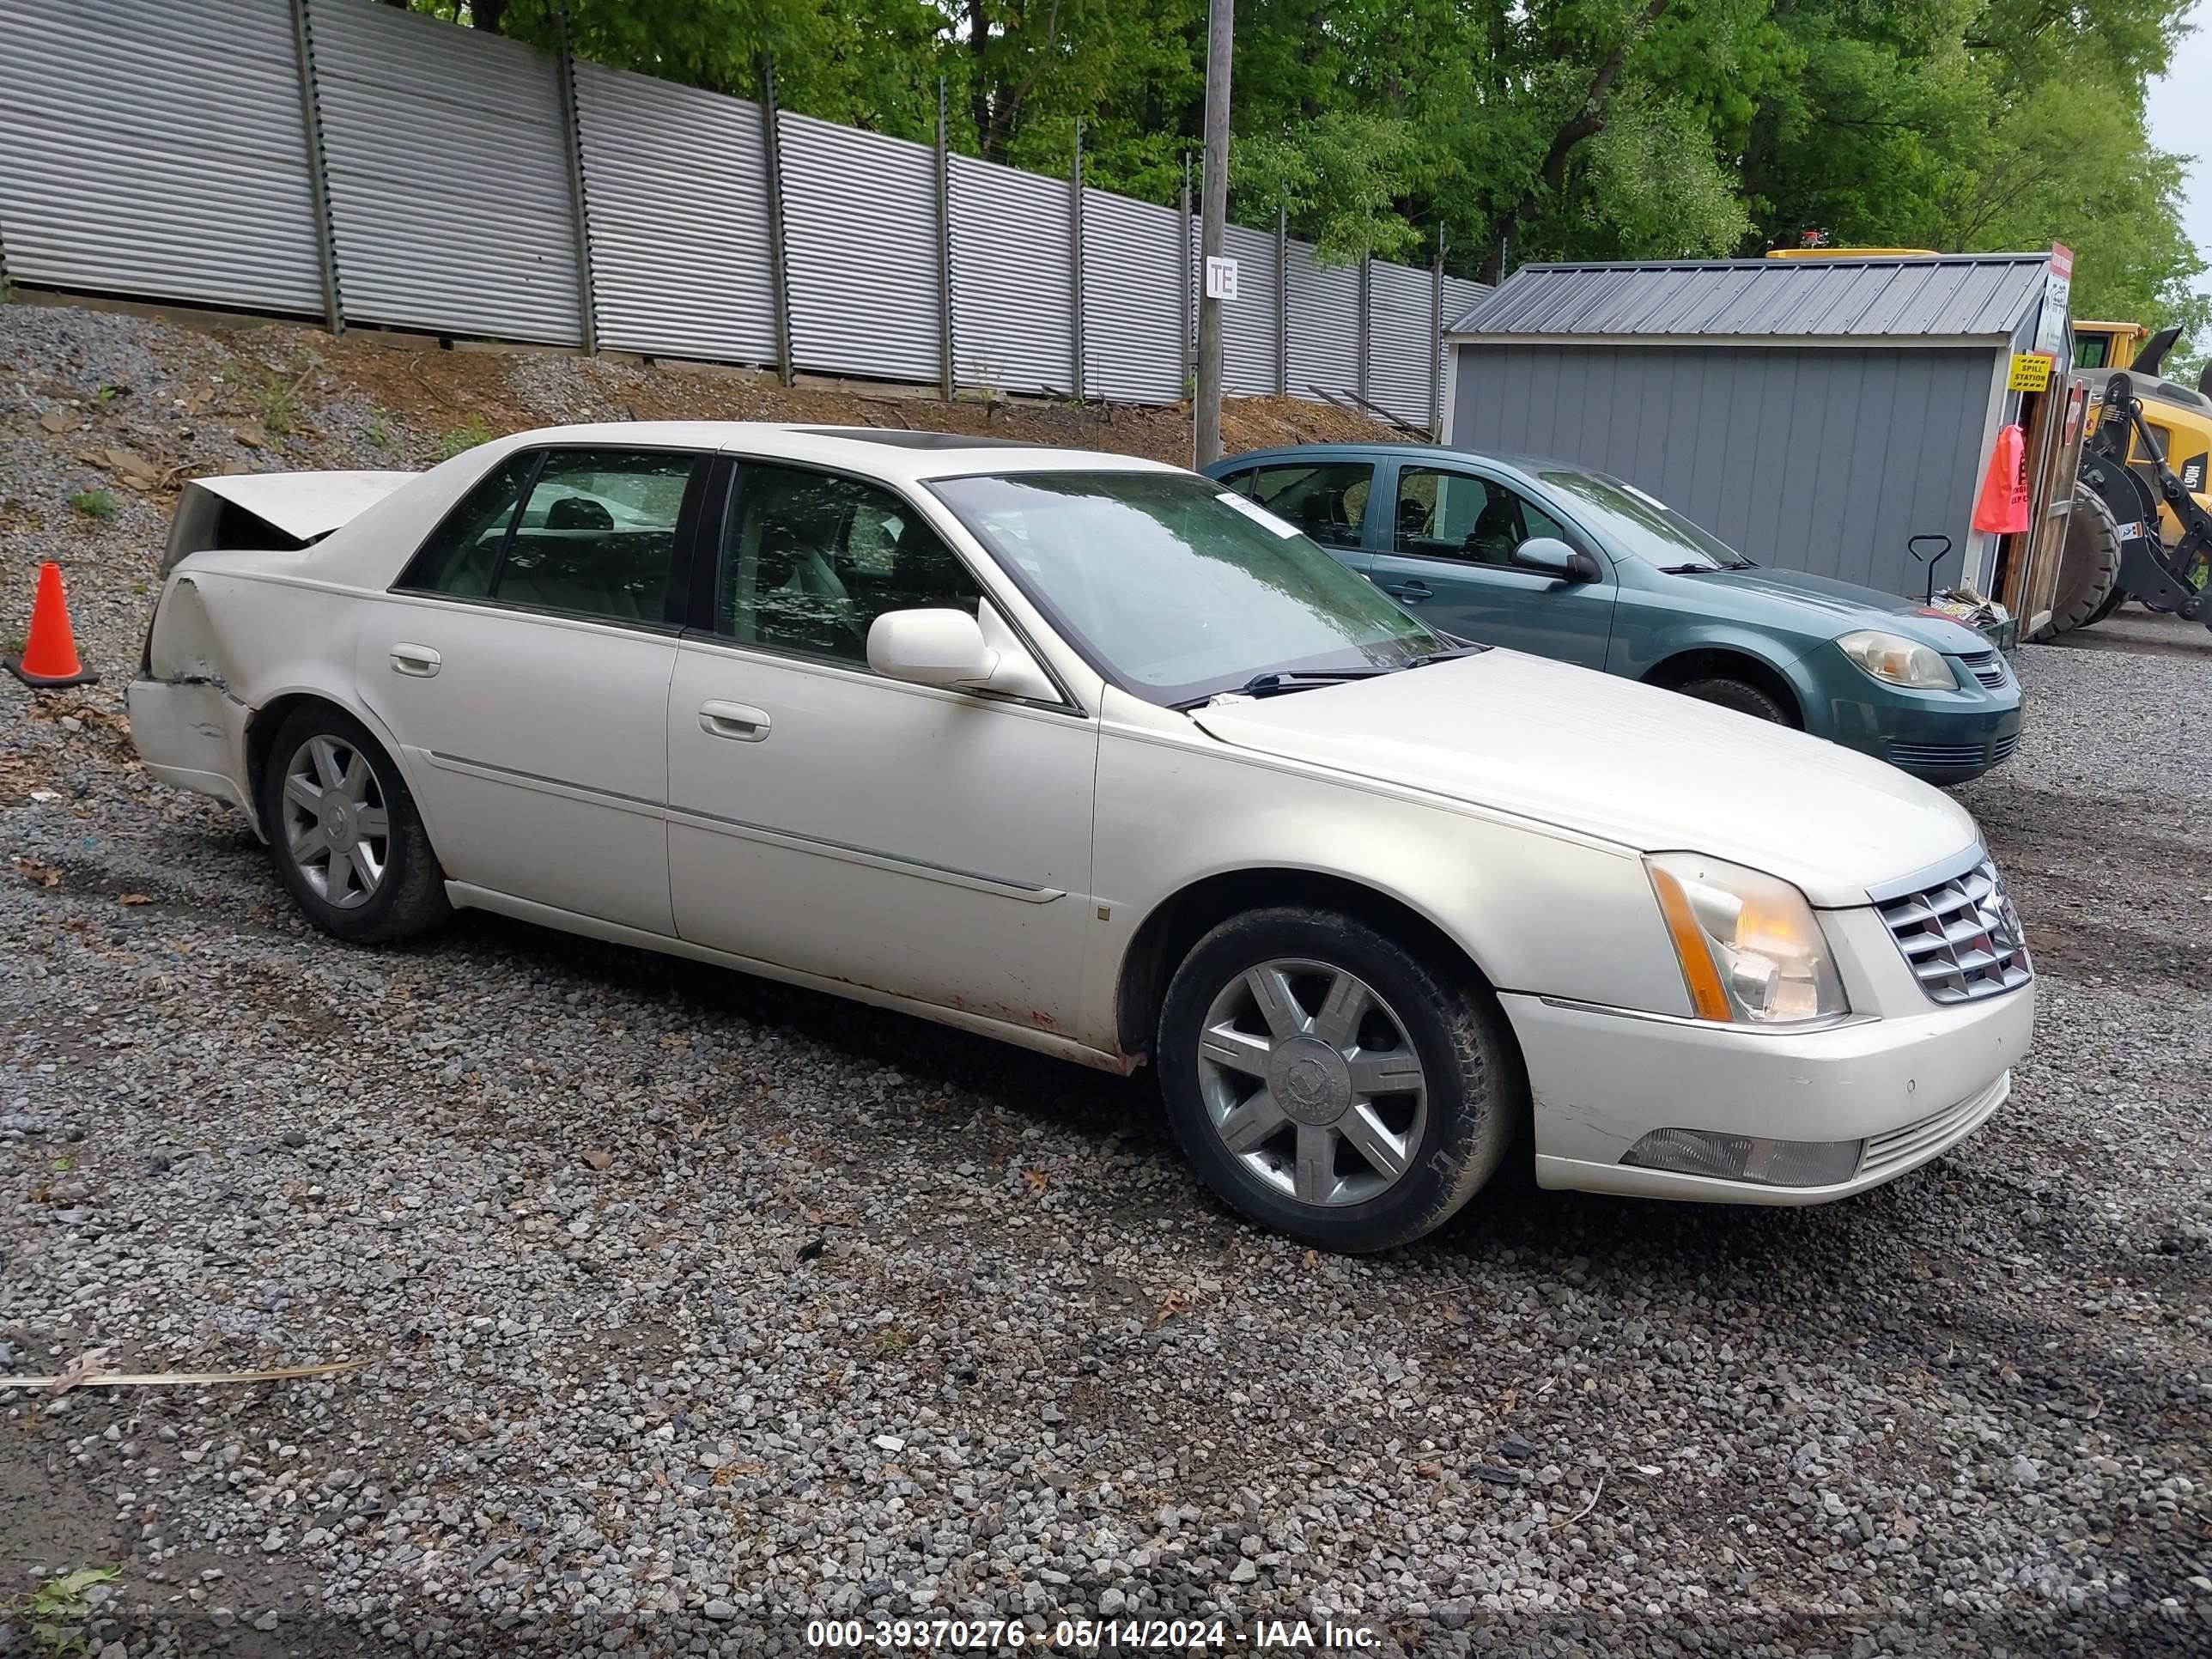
[400,0,2207,341]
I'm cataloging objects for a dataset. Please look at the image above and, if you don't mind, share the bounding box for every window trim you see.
[388,443,714,635]
[701,453,1089,718]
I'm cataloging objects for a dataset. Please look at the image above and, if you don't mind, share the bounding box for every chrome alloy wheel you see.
[279,733,390,910]
[1195,958,1429,1207]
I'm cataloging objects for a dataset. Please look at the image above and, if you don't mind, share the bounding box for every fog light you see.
[1621,1127,1863,1188]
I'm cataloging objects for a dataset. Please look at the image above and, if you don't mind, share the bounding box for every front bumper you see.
[1500,975,2035,1206]
[1802,645,2024,782]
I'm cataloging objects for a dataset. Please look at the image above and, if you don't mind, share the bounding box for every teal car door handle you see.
[1384,580,1433,603]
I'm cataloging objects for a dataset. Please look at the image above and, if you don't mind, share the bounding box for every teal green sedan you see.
[1205,444,2022,784]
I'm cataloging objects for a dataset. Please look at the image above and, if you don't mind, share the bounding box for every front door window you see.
[718,464,985,664]
[1395,466,1571,568]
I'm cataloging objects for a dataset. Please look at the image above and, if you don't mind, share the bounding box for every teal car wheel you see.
[1676,674,1797,726]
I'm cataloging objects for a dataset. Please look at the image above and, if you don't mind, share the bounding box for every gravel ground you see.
[2,300,2209,1657]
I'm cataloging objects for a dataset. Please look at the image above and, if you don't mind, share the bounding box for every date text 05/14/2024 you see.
[804,1617,1382,1650]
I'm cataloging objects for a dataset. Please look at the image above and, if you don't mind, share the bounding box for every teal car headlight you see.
[1838,629,1954,690]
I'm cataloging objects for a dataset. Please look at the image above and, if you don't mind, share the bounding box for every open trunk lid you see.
[161,471,414,576]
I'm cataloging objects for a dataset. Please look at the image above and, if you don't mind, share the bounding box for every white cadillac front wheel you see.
[1156,905,1524,1253]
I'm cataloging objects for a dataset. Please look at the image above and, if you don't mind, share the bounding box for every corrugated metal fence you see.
[0,0,1486,424]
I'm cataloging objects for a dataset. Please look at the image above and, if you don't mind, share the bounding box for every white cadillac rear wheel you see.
[258,703,451,945]
[279,733,390,910]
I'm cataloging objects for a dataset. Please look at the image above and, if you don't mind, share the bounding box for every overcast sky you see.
[2144,3,2212,303]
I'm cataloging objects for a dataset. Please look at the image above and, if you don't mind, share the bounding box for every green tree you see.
[394,0,2207,348]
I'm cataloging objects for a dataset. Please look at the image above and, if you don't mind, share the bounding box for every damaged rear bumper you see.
[127,677,258,829]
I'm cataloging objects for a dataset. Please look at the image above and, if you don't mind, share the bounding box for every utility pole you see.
[1193,0,1233,466]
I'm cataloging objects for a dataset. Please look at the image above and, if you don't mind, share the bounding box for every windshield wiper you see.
[1661,558,1759,574]
[1170,667,1391,711]
[1407,642,1490,666]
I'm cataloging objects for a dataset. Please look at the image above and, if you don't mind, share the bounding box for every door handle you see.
[390,643,441,678]
[699,700,771,742]
[1384,581,1433,603]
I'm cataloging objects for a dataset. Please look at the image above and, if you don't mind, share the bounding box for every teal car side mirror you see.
[1512,537,1601,583]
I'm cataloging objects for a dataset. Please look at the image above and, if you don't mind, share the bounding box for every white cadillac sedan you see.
[130,423,2034,1252]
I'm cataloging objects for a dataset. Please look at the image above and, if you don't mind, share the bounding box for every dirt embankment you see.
[3,289,1403,500]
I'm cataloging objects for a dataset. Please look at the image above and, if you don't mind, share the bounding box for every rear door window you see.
[394,452,535,597]
[1243,461,1374,550]
[396,448,698,628]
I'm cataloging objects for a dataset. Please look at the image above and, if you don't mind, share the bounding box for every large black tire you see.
[1156,906,1522,1254]
[257,702,451,945]
[2032,483,2123,641]
[2083,582,2129,629]
[1674,675,1797,726]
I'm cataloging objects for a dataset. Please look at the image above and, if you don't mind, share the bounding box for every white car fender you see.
[1081,689,1691,1060]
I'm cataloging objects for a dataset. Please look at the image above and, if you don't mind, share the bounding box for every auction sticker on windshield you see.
[1217,492,1301,538]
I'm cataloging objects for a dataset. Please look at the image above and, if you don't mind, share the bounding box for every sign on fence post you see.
[2034,243,2072,356]
[1205,257,1237,302]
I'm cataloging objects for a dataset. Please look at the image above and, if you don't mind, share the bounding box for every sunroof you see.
[793,428,1045,451]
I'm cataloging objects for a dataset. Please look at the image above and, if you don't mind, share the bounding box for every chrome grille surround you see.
[1874,851,2033,1005]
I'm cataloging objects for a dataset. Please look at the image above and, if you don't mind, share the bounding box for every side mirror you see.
[866,605,1057,701]
[867,608,998,687]
[1511,537,1600,583]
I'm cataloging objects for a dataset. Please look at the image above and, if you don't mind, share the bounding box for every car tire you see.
[257,702,451,945]
[1675,675,1796,726]
[2033,483,2123,641]
[1156,906,1522,1253]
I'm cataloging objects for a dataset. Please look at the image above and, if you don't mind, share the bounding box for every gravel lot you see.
[3,300,2209,1656]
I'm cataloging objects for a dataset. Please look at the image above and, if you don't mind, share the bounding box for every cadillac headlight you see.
[1645,853,1848,1024]
[1838,629,1954,690]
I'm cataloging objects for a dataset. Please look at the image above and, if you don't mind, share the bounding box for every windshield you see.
[929,470,1442,705]
[1537,469,1747,570]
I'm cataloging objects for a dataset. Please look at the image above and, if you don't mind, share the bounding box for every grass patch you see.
[254,349,323,438]
[68,489,117,520]
[432,416,496,461]
[258,371,300,437]
[364,410,397,451]
[9,1565,122,1655]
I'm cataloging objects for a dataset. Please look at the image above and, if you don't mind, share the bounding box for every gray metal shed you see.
[1443,253,2057,599]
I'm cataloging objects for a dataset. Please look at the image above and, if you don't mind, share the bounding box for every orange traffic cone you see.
[6,562,99,689]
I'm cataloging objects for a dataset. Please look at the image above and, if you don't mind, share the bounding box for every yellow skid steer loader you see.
[2057,324,2212,633]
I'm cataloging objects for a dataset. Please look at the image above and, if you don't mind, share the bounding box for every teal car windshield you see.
[931,470,1443,704]
[1539,469,1748,572]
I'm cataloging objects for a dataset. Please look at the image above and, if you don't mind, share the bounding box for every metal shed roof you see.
[1446,253,2051,344]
